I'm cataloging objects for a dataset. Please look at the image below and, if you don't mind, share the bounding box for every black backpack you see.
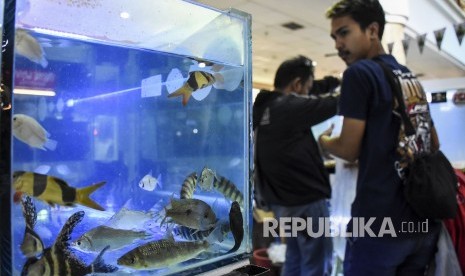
[376,59,458,219]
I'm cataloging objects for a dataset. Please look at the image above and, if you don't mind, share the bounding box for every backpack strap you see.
[374,59,416,136]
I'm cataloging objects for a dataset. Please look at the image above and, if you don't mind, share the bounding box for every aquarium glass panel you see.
[10,0,252,275]
[428,90,465,166]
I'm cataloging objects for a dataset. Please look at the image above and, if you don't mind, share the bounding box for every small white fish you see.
[12,114,57,151]
[138,170,162,191]
[15,29,48,68]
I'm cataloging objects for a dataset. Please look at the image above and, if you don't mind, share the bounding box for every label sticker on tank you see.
[141,75,162,98]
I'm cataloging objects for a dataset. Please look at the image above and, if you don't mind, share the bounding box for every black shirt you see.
[253,90,338,206]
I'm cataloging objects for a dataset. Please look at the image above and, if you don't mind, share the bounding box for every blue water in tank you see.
[11,27,249,275]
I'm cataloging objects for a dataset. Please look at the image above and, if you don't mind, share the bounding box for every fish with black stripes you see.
[13,171,106,211]
[20,195,44,258]
[227,201,244,253]
[213,175,244,206]
[180,172,197,199]
[21,211,118,276]
[173,220,230,242]
[167,70,216,106]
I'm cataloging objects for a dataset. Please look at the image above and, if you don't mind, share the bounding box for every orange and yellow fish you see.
[13,171,106,211]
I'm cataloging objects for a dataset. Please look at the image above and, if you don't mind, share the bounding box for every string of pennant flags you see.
[386,22,465,55]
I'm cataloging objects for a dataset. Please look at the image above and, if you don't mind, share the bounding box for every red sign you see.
[14,69,55,89]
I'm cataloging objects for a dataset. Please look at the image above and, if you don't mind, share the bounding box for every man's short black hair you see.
[274,55,314,90]
[326,0,386,40]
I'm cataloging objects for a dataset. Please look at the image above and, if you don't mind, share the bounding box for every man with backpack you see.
[319,0,441,275]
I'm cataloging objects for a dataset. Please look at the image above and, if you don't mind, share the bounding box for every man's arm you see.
[292,93,339,127]
[319,117,365,162]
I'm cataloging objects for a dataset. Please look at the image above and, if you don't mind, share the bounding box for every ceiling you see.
[194,0,465,89]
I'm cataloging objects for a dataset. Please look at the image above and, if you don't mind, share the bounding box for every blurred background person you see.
[253,55,339,276]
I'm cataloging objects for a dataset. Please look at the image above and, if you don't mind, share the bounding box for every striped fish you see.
[167,71,216,106]
[180,172,197,199]
[13,171,106,211]
[173,220,230,242]
[20,196,44,257]
[117,238,210,269]
[21,211,117,276]
[22,244,116,276]
[213,176,244,206]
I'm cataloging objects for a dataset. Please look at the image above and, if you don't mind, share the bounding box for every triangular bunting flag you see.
[433,27,446,50]
[387,42,394,55]
[417,33,427,54]
[401,38,410,56]
[454,22,465,45]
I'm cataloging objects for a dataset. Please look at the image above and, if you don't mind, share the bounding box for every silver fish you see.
[20,196,44,257]
[198,167,217,191]
[117,238,209,269]
[138,170,162,192]
[163,198,216,231]
[72,225,150,252]
[106,207,156,230]
[21,211,117,275]
[213,176,244,206]
[180,172,197,199]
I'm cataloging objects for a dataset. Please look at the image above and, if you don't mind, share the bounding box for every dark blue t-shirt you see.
[340,54,424,235]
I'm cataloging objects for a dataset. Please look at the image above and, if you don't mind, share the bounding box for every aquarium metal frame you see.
[0,0,15,275]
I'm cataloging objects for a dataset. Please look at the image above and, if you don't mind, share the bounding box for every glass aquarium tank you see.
[1,0,253,275]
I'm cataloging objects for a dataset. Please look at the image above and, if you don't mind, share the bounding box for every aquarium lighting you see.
[66,99,75,107]
[120,11,130,19]
[14,88,56,97]
[30,28,91,41]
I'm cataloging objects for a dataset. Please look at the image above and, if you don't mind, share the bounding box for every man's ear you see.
[368,22,379,40]
[291,77,302,91]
